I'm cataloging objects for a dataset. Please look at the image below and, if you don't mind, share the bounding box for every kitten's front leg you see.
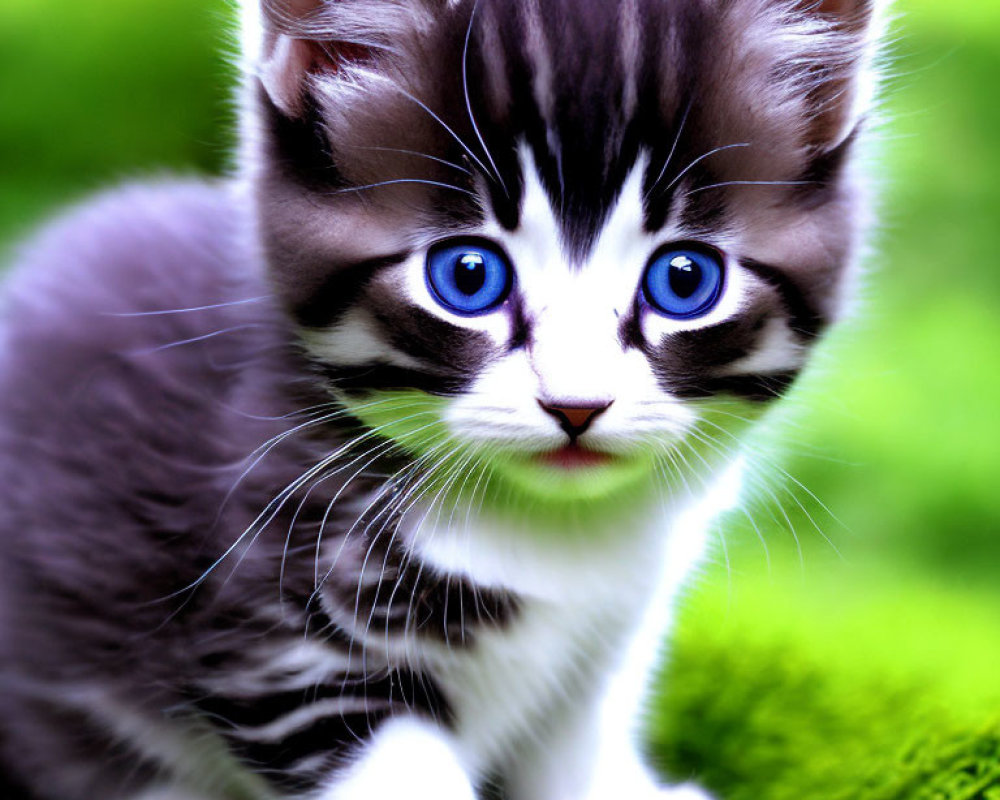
[572,670,716,800]
[314,716,476,800]
[504,698,714,800]
[503,593,715,800]
[578,735,715,800]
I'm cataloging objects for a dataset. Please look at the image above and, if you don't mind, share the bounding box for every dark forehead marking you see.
[467,0,724,260]
[470,0,645,260]
[639,4,720,234]
[424,6,523,231]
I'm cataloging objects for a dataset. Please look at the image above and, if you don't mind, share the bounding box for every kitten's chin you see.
[487,445,658,508]
[536,443,615,470]
[338,388,661,513]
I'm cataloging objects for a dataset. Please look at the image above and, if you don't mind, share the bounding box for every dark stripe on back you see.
[194,667,451,789]
[319,503,520,646]
[227,711,385,777]
[194,668,448,730]
[345,537,519,646]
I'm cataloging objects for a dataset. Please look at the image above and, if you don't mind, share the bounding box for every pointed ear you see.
[257,0,426,117]
[802,0,885,150]
[259,0,322,117]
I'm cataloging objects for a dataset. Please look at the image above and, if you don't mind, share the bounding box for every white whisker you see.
[348,145,473,176]
[390,84,495,183]
[463,0,508,196]
[332,179,478,198]
[106,296,268,317]
[128,324,263,355]
[644,98,692,200]
[683,179,817,195]
[661,141,751,196]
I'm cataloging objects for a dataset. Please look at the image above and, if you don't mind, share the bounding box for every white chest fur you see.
[434,587,654,775]
[409,460,743,778]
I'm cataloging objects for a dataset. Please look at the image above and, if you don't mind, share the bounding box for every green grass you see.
[644,8,1000,792]
[2,1,999,797]
[652,554,1000,798]
[0,0,235,245]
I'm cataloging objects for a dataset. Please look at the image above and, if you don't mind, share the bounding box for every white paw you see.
[128,790,217,800]
[317,718,477,800]
[582,771,715,800]
[661,783,716,800]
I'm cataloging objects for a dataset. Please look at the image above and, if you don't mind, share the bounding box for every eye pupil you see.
[668,256,702,299]
[426,239,513,315]
[455,254,487,296]
[642,244,724,319]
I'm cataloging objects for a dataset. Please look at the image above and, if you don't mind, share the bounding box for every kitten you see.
[0,1,882,798]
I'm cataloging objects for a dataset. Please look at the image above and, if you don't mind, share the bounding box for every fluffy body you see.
[0,1,882,798]
[0,179,719,800]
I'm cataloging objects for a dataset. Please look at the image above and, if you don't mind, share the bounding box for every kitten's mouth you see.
[536,444,615,470]
[489,442,654,504]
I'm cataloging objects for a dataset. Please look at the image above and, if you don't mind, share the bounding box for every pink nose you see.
[538,401,613,439]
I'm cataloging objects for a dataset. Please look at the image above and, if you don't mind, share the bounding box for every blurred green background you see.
[2,0,998,797]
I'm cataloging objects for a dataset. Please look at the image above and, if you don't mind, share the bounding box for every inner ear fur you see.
[258,0,432,117]
[799,0,882,151]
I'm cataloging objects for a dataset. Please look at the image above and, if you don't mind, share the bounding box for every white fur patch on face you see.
[307,143,806,457]
[301,307,423,369]
[716,315,806,377]
[436,146,756,455]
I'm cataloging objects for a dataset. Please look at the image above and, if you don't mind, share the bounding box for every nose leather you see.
[538,401,613,439]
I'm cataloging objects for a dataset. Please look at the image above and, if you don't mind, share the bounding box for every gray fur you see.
[0,1,882,797]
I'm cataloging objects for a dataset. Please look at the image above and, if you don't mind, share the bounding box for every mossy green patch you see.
[650,554,1000,799]
[485,446,658,504]
[341,389,667,534]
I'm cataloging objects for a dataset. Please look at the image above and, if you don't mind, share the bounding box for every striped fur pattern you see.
[253,0,879,402]
[0,1,883,799]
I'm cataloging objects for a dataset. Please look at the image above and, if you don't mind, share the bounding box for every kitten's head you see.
[244,0,881,514]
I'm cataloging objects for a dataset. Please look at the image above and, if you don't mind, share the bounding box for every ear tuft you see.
[256,0,415,117]
[798,0,885,151]
[261,36,315,117]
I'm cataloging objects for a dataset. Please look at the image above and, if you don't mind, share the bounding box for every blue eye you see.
[642,244,725,319]
[426,238,513,315]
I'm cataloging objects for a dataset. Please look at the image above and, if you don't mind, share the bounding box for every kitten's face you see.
[250,0,876,509]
